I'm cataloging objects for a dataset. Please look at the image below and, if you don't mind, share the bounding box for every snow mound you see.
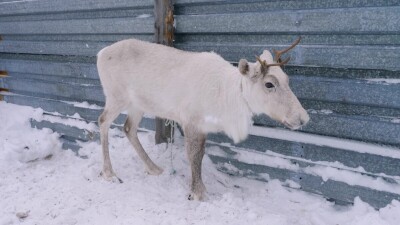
[0,103,60,165]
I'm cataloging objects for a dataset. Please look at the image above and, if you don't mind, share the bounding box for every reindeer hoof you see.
[146,165,163,176]
[187,192,204,201]
[100,171,123,183]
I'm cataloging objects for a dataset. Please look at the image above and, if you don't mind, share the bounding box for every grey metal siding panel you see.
[0,9,153,22]
[175,0,400,13]
[1,77,104,103]
[175,34,400,46]
[0,58,98,79]
[0,0,153,16]
[0,40,109,56]
[0,17,154,35]
[175,43,400,70]
[255,113,400,147]
[290,76,400,109]
[175,7,400,34]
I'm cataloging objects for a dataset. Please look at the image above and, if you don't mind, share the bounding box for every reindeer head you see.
[238,37,309,130]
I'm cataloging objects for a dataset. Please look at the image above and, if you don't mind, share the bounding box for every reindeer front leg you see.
[184,126,207,201]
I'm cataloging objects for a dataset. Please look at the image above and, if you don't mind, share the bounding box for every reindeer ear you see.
[238,59,250,75]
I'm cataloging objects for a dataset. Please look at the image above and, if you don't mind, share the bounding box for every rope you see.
[165,119,176,175]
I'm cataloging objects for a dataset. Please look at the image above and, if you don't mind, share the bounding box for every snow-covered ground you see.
[1,102,399,225]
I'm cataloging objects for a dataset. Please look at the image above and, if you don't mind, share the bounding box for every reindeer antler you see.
[255,55,290,69]
[255,37,300,69]
[273,36,301,63]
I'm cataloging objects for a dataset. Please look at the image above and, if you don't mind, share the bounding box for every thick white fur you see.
[97,39,253,143]
[97,39,309,199]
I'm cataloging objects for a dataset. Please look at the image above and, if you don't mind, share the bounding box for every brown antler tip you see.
[273,37,302,63]
[272,49,280,62]
[294,36,302,44]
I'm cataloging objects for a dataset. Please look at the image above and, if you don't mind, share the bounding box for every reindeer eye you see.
[265,82,275,89]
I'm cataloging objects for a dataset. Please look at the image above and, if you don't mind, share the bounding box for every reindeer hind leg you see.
[99,103,124,183]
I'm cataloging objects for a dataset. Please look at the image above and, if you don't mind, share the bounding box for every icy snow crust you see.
[1,102,399,224]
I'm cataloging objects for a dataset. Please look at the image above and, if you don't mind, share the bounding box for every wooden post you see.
[154,0,175,144]
[0,36,4,101]
[0,70,8,101]
[154,0,174,46]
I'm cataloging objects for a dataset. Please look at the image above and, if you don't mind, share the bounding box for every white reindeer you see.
[96,37,309,200]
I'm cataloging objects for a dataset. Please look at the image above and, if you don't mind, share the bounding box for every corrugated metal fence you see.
[1,0,399,209]
[0,0,156,148]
